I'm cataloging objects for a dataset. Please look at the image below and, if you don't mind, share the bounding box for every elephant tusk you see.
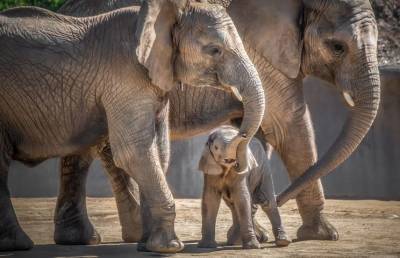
[343,91,355,107]
[231,87,243,101]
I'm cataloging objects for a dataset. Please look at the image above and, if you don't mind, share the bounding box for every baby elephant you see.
[198,127,291,249]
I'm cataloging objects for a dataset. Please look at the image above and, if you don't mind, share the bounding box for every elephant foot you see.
[117,196,143,243]
[122,230,142,243]
[297,213,339,241]
[254,220,269,243]
[273,228,291,247]
[0,226,33,251]
[54,218,101,245]
[242,238,260,249]
[226,225,241,246]
[198,239,218,248]
[144,227,184,253]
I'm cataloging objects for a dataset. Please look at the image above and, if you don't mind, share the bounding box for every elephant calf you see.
[198,126,291,249]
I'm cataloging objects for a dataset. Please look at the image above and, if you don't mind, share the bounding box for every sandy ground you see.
[1,198,400,257]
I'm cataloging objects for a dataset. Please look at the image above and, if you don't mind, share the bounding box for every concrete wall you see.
[8,66,400,200]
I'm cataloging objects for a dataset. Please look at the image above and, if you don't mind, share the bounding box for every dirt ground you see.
[1,198,400,258]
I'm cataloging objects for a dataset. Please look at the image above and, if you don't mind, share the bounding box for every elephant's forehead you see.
[182,2,232,28]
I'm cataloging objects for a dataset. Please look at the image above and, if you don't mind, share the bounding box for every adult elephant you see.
[56,0,381,245]
[0,0,266,253]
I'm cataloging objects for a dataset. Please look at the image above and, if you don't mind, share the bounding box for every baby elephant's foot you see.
[0,226,33,251]
[254,220,269,243]
[274,228,291,247]
[145,227,184,253]
[54,218,101,245]
[198,239,218,248]
[242,238,260,249]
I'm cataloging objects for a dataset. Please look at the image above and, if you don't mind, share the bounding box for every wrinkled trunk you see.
[220,58,266,173]
[277,52,381,206]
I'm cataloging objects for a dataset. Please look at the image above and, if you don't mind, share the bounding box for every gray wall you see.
[8,67,400,200]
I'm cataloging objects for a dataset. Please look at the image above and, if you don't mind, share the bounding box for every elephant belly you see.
[0,100,107,164]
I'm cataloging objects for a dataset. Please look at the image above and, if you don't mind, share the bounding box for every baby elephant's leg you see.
[251,204,269,243]
[198,175,221,248]
[226,202,241,246]
[232,181,260,249]
[259,172,291,246]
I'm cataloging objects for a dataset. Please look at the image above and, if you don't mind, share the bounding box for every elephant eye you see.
[326,40,346,57]
[204,45,223,58]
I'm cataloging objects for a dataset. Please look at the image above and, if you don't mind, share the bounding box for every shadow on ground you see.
[0,241,271,258]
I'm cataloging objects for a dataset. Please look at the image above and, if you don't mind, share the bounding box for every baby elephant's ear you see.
[198,146,224,176]
[247,149,258,171]
[135,0,185,91]
[236,147,258,175]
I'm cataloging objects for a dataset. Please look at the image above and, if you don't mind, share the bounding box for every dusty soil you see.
[1,198,399,258]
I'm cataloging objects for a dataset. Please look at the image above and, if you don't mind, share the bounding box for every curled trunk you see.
[223,59,266,173]
[277,56,381,206]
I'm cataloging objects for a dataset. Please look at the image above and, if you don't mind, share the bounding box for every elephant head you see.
[136,0,265,173]
[199,127,258,175]
[272,0,381,205]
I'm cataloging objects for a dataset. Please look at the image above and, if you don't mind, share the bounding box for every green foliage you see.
[0,0,65,12]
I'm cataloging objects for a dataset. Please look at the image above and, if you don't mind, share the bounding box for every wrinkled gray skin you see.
[0,0,266,253]
[57,0,381,246]
[198,127,291,249]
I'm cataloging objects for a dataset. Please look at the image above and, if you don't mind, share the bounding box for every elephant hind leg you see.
[0,133,33,251]
[54,153,101,245]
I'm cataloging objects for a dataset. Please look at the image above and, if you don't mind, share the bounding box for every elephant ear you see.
[230,0,303,79]
[198,144,224,176]
[135,0,186,91]
[238,146,258,174]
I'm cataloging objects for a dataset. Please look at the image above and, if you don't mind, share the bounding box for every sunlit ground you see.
[2,198,400,257]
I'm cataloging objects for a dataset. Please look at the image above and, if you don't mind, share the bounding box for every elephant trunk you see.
[277,52,380,206]
[222,59,266,173]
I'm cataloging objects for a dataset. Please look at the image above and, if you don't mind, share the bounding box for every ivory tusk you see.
[343,91,355,107]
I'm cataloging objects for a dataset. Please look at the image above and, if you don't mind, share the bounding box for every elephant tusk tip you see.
[343,91,355,107]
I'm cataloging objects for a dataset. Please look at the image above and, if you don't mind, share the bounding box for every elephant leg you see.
[97,142,142,243]
[137,106,170,251]
[198,175,221,248]
[270,103,338,241]
[54,153,101,245]
[0,135,33,251]
[106,101,182,253]
[231,181,260,249]
[251,204,269,243]
[229,204,269,244]
[226,202,240,246]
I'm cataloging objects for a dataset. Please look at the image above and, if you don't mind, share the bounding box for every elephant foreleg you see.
[271,105,338,241]
[106,98,183,253]
[97,142,143,243]
[0,133,33,251]
[54,152,101,245]
[137,103,171,250]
